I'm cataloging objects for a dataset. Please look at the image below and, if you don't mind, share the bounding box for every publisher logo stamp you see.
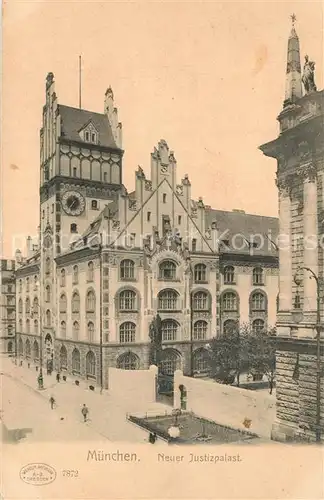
[20,463,56,486]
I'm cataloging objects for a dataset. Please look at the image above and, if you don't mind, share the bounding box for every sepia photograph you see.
[0,1,323,499]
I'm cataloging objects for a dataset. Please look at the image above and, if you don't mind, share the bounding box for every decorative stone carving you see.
[112,220,120,230]
[145,180,152,191]
[129,199,137,211]
[297,163,317,183]
[176,185,183,196]
[191,207,198,218]
[302,55,317,94]
[160,164,168,174]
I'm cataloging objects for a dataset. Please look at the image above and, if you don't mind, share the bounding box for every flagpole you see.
[79,55,82,109]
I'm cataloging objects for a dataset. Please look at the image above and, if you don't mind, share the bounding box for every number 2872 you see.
[62,470,79,478]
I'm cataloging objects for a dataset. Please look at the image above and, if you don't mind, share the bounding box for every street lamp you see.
[293,266,323,443]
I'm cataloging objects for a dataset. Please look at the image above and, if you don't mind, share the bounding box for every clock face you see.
[61,191,85,216]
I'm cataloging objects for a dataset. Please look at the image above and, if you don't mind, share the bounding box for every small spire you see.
[105,86,114,97]
[284,14,302,106]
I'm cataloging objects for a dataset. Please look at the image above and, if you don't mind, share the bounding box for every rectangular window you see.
[178,215,182,225]
[91,200,98,210]
[91,133,95,142]
[85,132,90,142]
[103,307,109,315]
[103,172,108,182]
[70,223,77,233]
[51,204,54,213]
[103,267,109,276]
[73,167,77,177]
[163,194,167,203]
[147,212,151,222]
[192,238,197,252]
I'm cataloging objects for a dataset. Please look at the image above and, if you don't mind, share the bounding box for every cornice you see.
[219,253,278,266]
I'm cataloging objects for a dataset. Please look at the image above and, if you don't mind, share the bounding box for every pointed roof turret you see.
[284,14,302,106]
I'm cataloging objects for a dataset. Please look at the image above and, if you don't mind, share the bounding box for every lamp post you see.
[293,266,322,443]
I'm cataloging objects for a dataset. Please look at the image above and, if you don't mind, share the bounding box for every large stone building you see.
[14,71,279,388]
[0,259,16,354]
[260,20,324,441]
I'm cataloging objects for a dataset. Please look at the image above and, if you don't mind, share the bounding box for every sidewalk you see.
[1,356,169,444]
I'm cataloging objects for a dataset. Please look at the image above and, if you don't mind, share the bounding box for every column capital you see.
[298,163,317,183]
[276,177,292,198]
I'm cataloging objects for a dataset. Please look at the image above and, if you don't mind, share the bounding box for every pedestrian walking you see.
[149,432,157,444]
[49,396,55,409]
[56,373,60,383]
[81,404,89,422]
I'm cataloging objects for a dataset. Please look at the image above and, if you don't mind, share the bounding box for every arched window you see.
[60,345,67,370]
[33,340,39,360]
[86,290,96,312]
[192,291,209,310]
[72,292,80,313]
[60,269,66,287]
[158,290,178,310]
[25,339,31,358]
[159,260,176,280]
[224,266,235,284]
[8,341,13,353]
[194,264,207,283]
[18,319,22,332]
[33,297,39,315]
[253,267,264,285]
[117,352,139,370]
[72,265,79,285]
[223,319,238,334]
[18,298,23,314]
[26,319,30,334]
[193,348,210,373]
[161,320,178,341]
[45,257,51,275]
[25,297,30,314]
[45,284,51,302]
[18,338,23,356]
[120,260,135,280]
[26,277,30,292]
[86,351,96,377]
[34,319,38,334]
[193,320,207,340]
[119,290,136,311]
[8,325,13,335]
[119,322,136,343]
[251,291,266,311]
[159,349,180,375]
[72,348,81,373]
[72,321,79,340]
[88,322,94,342]
[222,292,238,311]
[19,279,22,293]
[60,321,66,338]
[87,261,94,281]
[252,319,265,334]
[59,293,67,313]
[46,309,51,327]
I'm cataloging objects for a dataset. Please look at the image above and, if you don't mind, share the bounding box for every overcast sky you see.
[2,1,323,257]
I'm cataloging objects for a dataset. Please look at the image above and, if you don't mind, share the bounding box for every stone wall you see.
[173,370,275,439]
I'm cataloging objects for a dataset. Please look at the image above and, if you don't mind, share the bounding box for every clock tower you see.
[39,73,124,371]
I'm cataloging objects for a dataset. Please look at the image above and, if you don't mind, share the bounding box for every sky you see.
[1,0,323,258]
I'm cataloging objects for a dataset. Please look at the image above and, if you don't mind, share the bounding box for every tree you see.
[208,323,249,387]
[246,327,276,394]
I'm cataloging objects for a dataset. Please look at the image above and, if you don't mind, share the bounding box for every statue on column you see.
[149,314,162,367]
[302,55,317,94]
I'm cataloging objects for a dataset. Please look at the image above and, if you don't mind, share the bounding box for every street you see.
[0,356,168,445]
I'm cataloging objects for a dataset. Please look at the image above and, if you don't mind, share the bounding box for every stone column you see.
[278,184,292,311]
[303,167,318,311]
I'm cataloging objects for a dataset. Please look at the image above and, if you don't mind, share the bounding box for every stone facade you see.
[13,72,279,387]
[0,259,16,354]
[260,21,324,442]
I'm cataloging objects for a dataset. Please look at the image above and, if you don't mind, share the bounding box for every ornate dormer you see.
[78,120,99,145]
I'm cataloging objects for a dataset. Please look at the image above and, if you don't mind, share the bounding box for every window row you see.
[60,320,95,342]
[115,289,212,312]
[223,318,266,334]
[118,319,208,343]
[59,261,94,286]
[223,266,265,285]
[60,290,96,313]
[18,276,38,293]
[221,290,268,312]
[61,347,96,377]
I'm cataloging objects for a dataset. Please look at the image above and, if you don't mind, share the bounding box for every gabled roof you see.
[58,105,119,149]
[205,209,279,257]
